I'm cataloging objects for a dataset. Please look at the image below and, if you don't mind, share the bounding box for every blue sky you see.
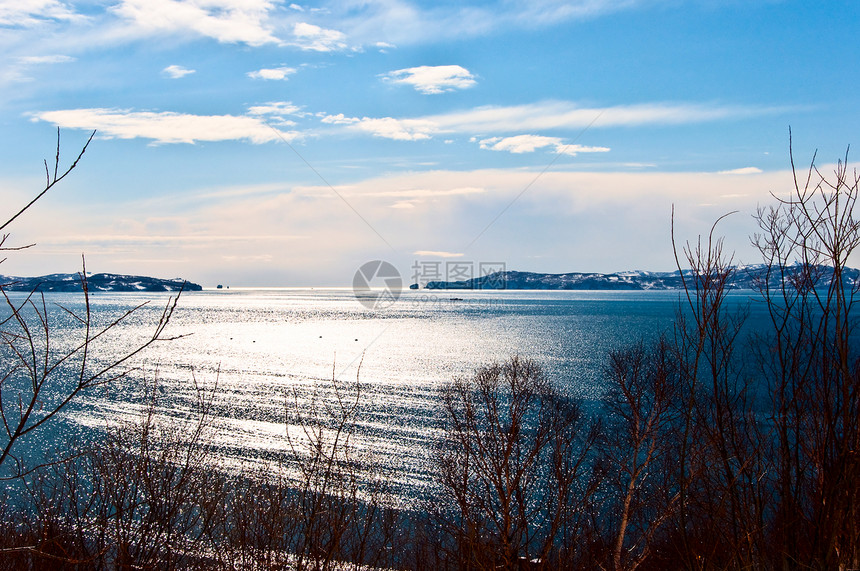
[1,0,859,286]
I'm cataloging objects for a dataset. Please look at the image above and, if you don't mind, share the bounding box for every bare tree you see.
[0,130,200,570]
[666,209,776,569]
[656,135,860,570]
[752,134,860,569]
[434,356,599,570]
[595,338,680,571]
[0,128,95,246]
[0,129,185,480]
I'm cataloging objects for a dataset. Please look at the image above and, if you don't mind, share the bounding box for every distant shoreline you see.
[0,272,202,292]
[413,265,860,291]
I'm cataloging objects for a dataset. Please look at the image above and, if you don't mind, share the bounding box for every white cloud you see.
[291,22,347,51]
[113,0,280,46]
[0,0,83,27]
[429,101,775,133]
[7,165,810,284]
[557,144,611,156]
[40,233,305,246]
[6,54,75,82]
[247,66,296,80]
[382,65,476,94]
[313,1,655,49]
[17,54,75,64]
[247,101,303,128]
[623,162,657,168]
[349,117,438,141]
[320,113,359,125]
[31,108,297,144]
[718,167,763,175]
[162,64,195,78]
[283,167,793,271]
[291,183,485,202]
[345,187,485,199]
[247,101,302,116]
[511,0,645,26]
[479,134,610,155]
[413,250,464,258]
[319,100,785,142]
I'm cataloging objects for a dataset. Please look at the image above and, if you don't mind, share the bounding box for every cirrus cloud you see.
[413,250,464,258]
[427,100,786,133]
[31,107,297,144]
[17,54,75,64]
[317,100,780,143]
[310,0,652,48]
[6,54,75,82]
[0,0,83,27]
[479,134,610,155]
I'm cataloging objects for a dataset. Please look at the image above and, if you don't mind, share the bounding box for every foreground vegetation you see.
[1,134,858,569]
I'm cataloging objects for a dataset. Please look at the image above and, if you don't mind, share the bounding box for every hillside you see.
[0,272,202,292]
[418,264,860,290]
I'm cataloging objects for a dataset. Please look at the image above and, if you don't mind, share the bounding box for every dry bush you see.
[219,367,403,571]
[0,376,224,570]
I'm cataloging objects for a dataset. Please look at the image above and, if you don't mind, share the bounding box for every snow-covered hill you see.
[0,272,202,292]
[419,264,860,290]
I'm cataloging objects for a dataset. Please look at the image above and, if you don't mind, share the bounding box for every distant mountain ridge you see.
[0,273,202,292]
[418,264,860,290]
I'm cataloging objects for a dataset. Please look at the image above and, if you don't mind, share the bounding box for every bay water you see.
[9,288,761,501]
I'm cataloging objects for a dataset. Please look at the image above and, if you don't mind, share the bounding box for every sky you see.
[1,0,859,286]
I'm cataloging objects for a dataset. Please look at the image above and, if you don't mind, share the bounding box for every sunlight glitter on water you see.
[28,287,689,502]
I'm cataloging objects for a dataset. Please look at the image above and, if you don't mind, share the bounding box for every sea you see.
[5,287,764,502]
